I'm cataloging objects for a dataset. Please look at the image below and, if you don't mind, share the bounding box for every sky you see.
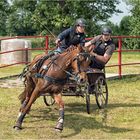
[109,0,132,25]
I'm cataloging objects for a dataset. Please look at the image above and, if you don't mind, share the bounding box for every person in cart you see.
[85,26,115,70]
[55,18,87,53]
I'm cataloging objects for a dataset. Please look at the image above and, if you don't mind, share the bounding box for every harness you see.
[34,73,68,85]
[34,53,85,84]
[20,49,90,85]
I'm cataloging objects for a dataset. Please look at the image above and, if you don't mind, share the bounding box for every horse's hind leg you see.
[19,76,35,112]
[53,93,64,131]
[13,86,40,130]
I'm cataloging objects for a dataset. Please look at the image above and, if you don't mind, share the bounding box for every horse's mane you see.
[64,45,79,53]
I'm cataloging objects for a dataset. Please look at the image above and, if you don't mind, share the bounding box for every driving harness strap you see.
[34,73,68,85]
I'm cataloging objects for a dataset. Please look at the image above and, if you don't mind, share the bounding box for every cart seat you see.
[86,68,105,84]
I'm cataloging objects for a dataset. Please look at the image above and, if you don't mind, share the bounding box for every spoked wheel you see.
[86,92,90,114]
[83,83,92,114]
[43,96,55,106]
[85,83,96,114]
[95,76,108,109]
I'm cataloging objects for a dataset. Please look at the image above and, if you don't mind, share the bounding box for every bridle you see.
[70,52,90,81]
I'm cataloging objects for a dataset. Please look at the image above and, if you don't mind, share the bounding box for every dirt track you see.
[0,78,24,88]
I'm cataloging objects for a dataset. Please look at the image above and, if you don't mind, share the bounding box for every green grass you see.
[0,75,140,139]
[106,51,140,74]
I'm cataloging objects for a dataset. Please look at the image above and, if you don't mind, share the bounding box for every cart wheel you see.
[95,76,108,109]
[43,96,55,106]
[86,92,90,114]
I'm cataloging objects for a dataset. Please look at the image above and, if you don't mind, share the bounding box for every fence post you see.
[45,36,49,54]
[118,37,122,78]
[25,42,29,65]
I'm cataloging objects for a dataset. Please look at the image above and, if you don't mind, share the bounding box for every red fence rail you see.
[0,35,140,78]
[86,36,140,78]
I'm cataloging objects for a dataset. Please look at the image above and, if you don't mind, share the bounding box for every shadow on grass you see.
[62,113,132,138]
[20,101,137,138]
[61,102,136,138]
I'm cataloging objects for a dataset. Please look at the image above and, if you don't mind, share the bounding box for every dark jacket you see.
[57,27,86,49]
[90,35,115,69]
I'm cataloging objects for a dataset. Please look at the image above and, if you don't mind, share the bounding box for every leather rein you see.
[34,52,90,84]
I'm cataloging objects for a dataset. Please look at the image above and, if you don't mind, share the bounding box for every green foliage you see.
[120,16,131,35]
[31,38,45,49]
[32,0,121,36]
[6,0,37,36]
[121,0,140,49]
[4,0,121,36]
[0,0,10,35]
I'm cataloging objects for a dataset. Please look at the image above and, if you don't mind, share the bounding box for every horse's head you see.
[65,45,91,83]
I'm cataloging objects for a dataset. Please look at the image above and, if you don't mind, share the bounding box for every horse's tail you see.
[18,89,26,104]
[18,74,35,103]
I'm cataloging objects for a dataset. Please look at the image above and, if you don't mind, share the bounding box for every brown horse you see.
[13,45,91,131]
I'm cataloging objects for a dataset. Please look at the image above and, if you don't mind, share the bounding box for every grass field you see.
[106,51,140,74]
[0,75,140,139]
[0,50,140,139]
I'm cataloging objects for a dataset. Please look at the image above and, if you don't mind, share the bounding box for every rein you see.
[21,46,90,84]
[35,55,80,83]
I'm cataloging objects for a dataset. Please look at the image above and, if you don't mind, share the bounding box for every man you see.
[55,18,87,53]
[85,27,115,70]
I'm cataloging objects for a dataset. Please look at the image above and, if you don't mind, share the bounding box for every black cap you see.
[101,27,112,35]
[75,18,87,27]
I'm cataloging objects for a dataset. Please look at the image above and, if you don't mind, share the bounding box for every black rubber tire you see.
[95,76,108,109]
[86,92,90,114]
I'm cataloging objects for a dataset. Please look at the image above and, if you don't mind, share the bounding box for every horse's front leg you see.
[53,93,64,131]
[13,88,40,130]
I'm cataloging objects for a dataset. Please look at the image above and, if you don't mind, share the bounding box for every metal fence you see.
[0,35,140,78]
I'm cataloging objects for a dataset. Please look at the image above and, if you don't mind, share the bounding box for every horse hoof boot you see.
[55,122,63,132]
[54,128,62,132]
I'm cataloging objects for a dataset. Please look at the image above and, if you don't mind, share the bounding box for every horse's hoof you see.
[54,127,63,133]
[54,128,62,132]
[13,125,22,130]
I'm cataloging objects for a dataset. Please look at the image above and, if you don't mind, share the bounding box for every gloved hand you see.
[89,51,97,57]
[55,39,61,47]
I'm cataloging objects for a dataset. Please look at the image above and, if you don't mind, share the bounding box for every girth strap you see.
[34,73,68,85]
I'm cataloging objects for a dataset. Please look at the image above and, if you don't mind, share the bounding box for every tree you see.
[6,0,37,36]
[32,0,121,36]
[0,0,10,35]
[123,0,140,49]
[120,16,131,35]
[6,0,121,36]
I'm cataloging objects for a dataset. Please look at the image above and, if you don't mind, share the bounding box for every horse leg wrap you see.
[20,100,28,110]
[59,108,64,119]
[55,109,64,131]
[13,113,26,130]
